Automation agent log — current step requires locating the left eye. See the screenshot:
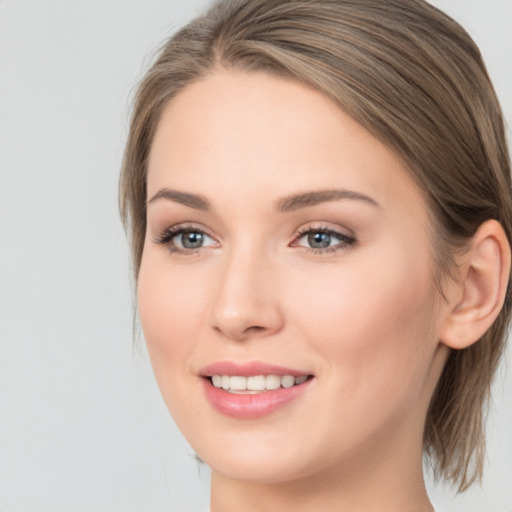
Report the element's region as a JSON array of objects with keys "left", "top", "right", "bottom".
[{"left": 295, "top": 228, "right": 354, "bottom": 251}]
